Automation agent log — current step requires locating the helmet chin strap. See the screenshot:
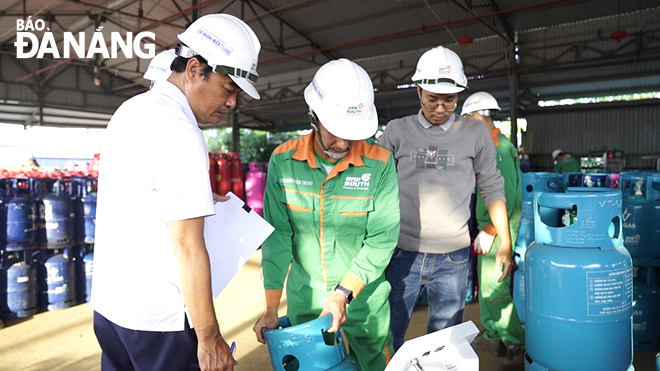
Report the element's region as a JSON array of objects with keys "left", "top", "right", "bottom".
[{"left": 309, "top": 112, "right": 348, "bottom": 160}]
